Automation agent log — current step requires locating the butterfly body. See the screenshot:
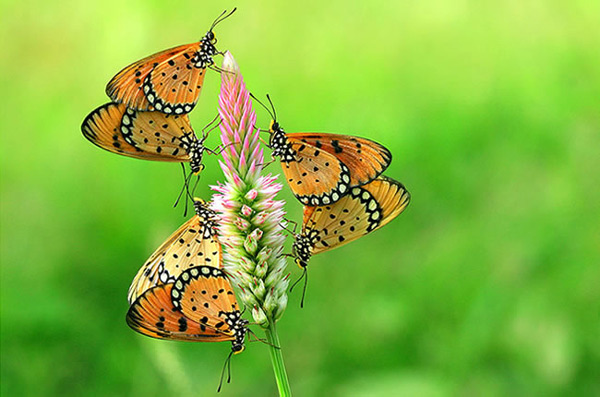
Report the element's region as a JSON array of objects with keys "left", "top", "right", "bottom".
[{"left": 292, "top": 176, "right": 410, "bottom": 268}]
